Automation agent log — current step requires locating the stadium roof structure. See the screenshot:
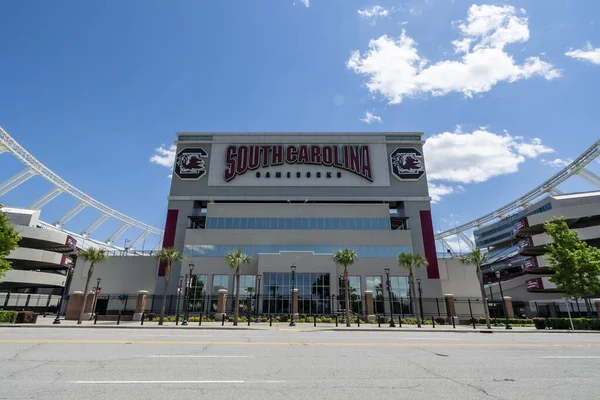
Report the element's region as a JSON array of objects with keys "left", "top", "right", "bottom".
[
  {"left": 0, "top": 126, "right": 164, "bottom": 252},
  {"left": 435, "top": 138, "right": 600, "bottom": 251}
]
